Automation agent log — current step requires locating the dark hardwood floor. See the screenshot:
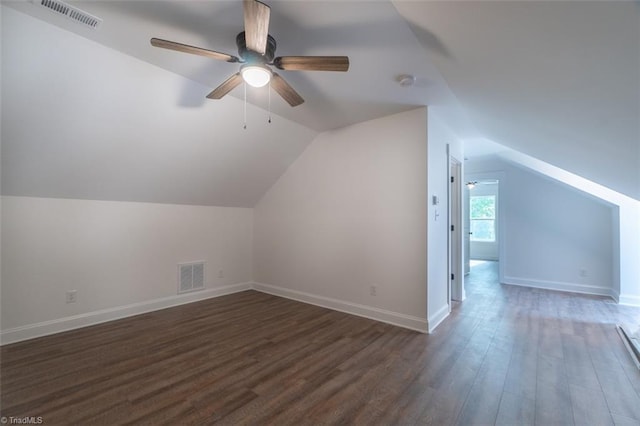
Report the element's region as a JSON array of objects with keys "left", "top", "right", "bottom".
[{"left": 2, "top": 261, "right": 639, "bottom": 425}]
